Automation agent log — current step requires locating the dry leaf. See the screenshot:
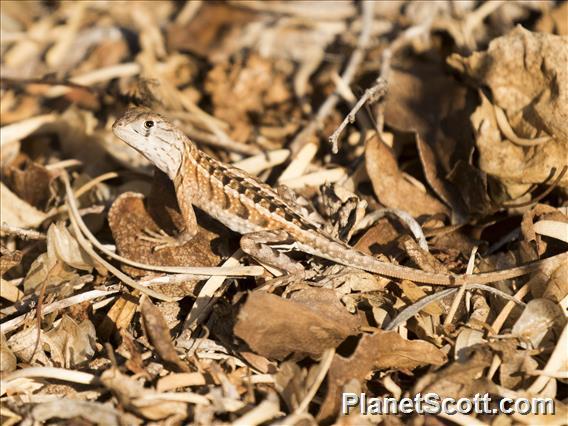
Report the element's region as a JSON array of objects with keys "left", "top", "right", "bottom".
[
  {"left": 100, "top": 368, "right": 189, "bottom": 420},
  {"left": 449, "top": 26, "right": 568, "bottom": 190},
  {"left": 140, "top": 297, "right": 189, "bottom": 372},
  {"left": 414, "top": 345, "right": 498, "bottom": 399},
  {"left": 365, "top": 135, "right": 449, "bottom": 218},
  {"left": 0, "top": 182, "right": 47, "bottom": 228},
  {"left": 318, "top": 330, "right": 446, "bottom": 421},
  {"left": 43, "top": 315, "right": 96, "bottom": 368},
  {"left": 234, "top": 290, "right": 359, "bottom": 360},
  {"left": 48, "top": 222, "right": 96, "bottom": 271},
  {"left": 511, "top": 299, "right": 566, "bottom": 348},
  {"left": 0, "top": 333, "right": 17, "bottom": 373}
]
